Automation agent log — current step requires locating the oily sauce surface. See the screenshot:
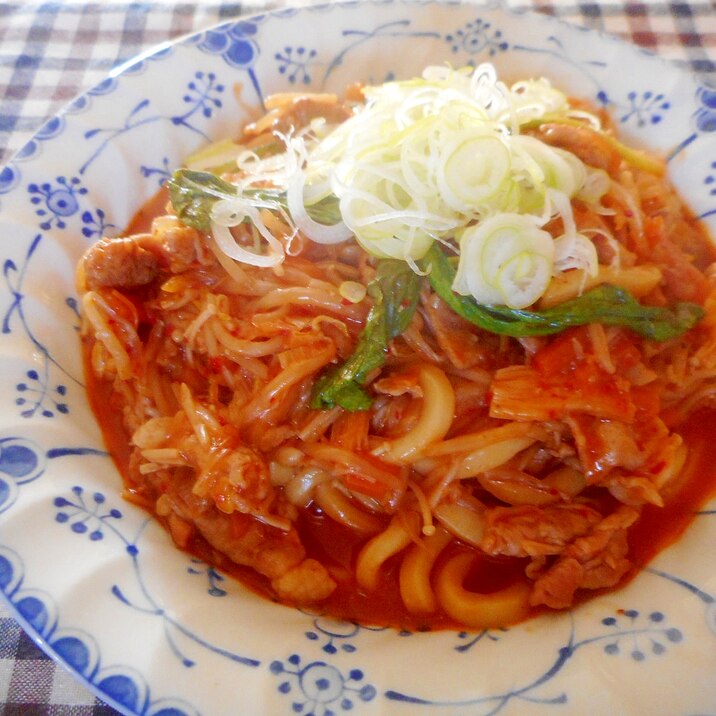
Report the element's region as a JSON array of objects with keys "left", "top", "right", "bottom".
[{"left": 628, "top": 408, "right": 716, "bottom": 568}]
